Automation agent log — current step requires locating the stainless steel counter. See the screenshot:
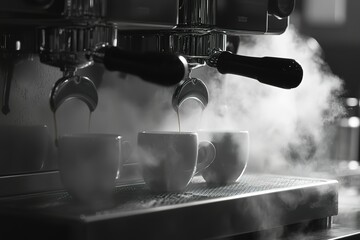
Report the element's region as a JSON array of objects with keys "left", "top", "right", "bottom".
[{"left": 0, "top": 174, "right": 338, "bottom": 240}]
